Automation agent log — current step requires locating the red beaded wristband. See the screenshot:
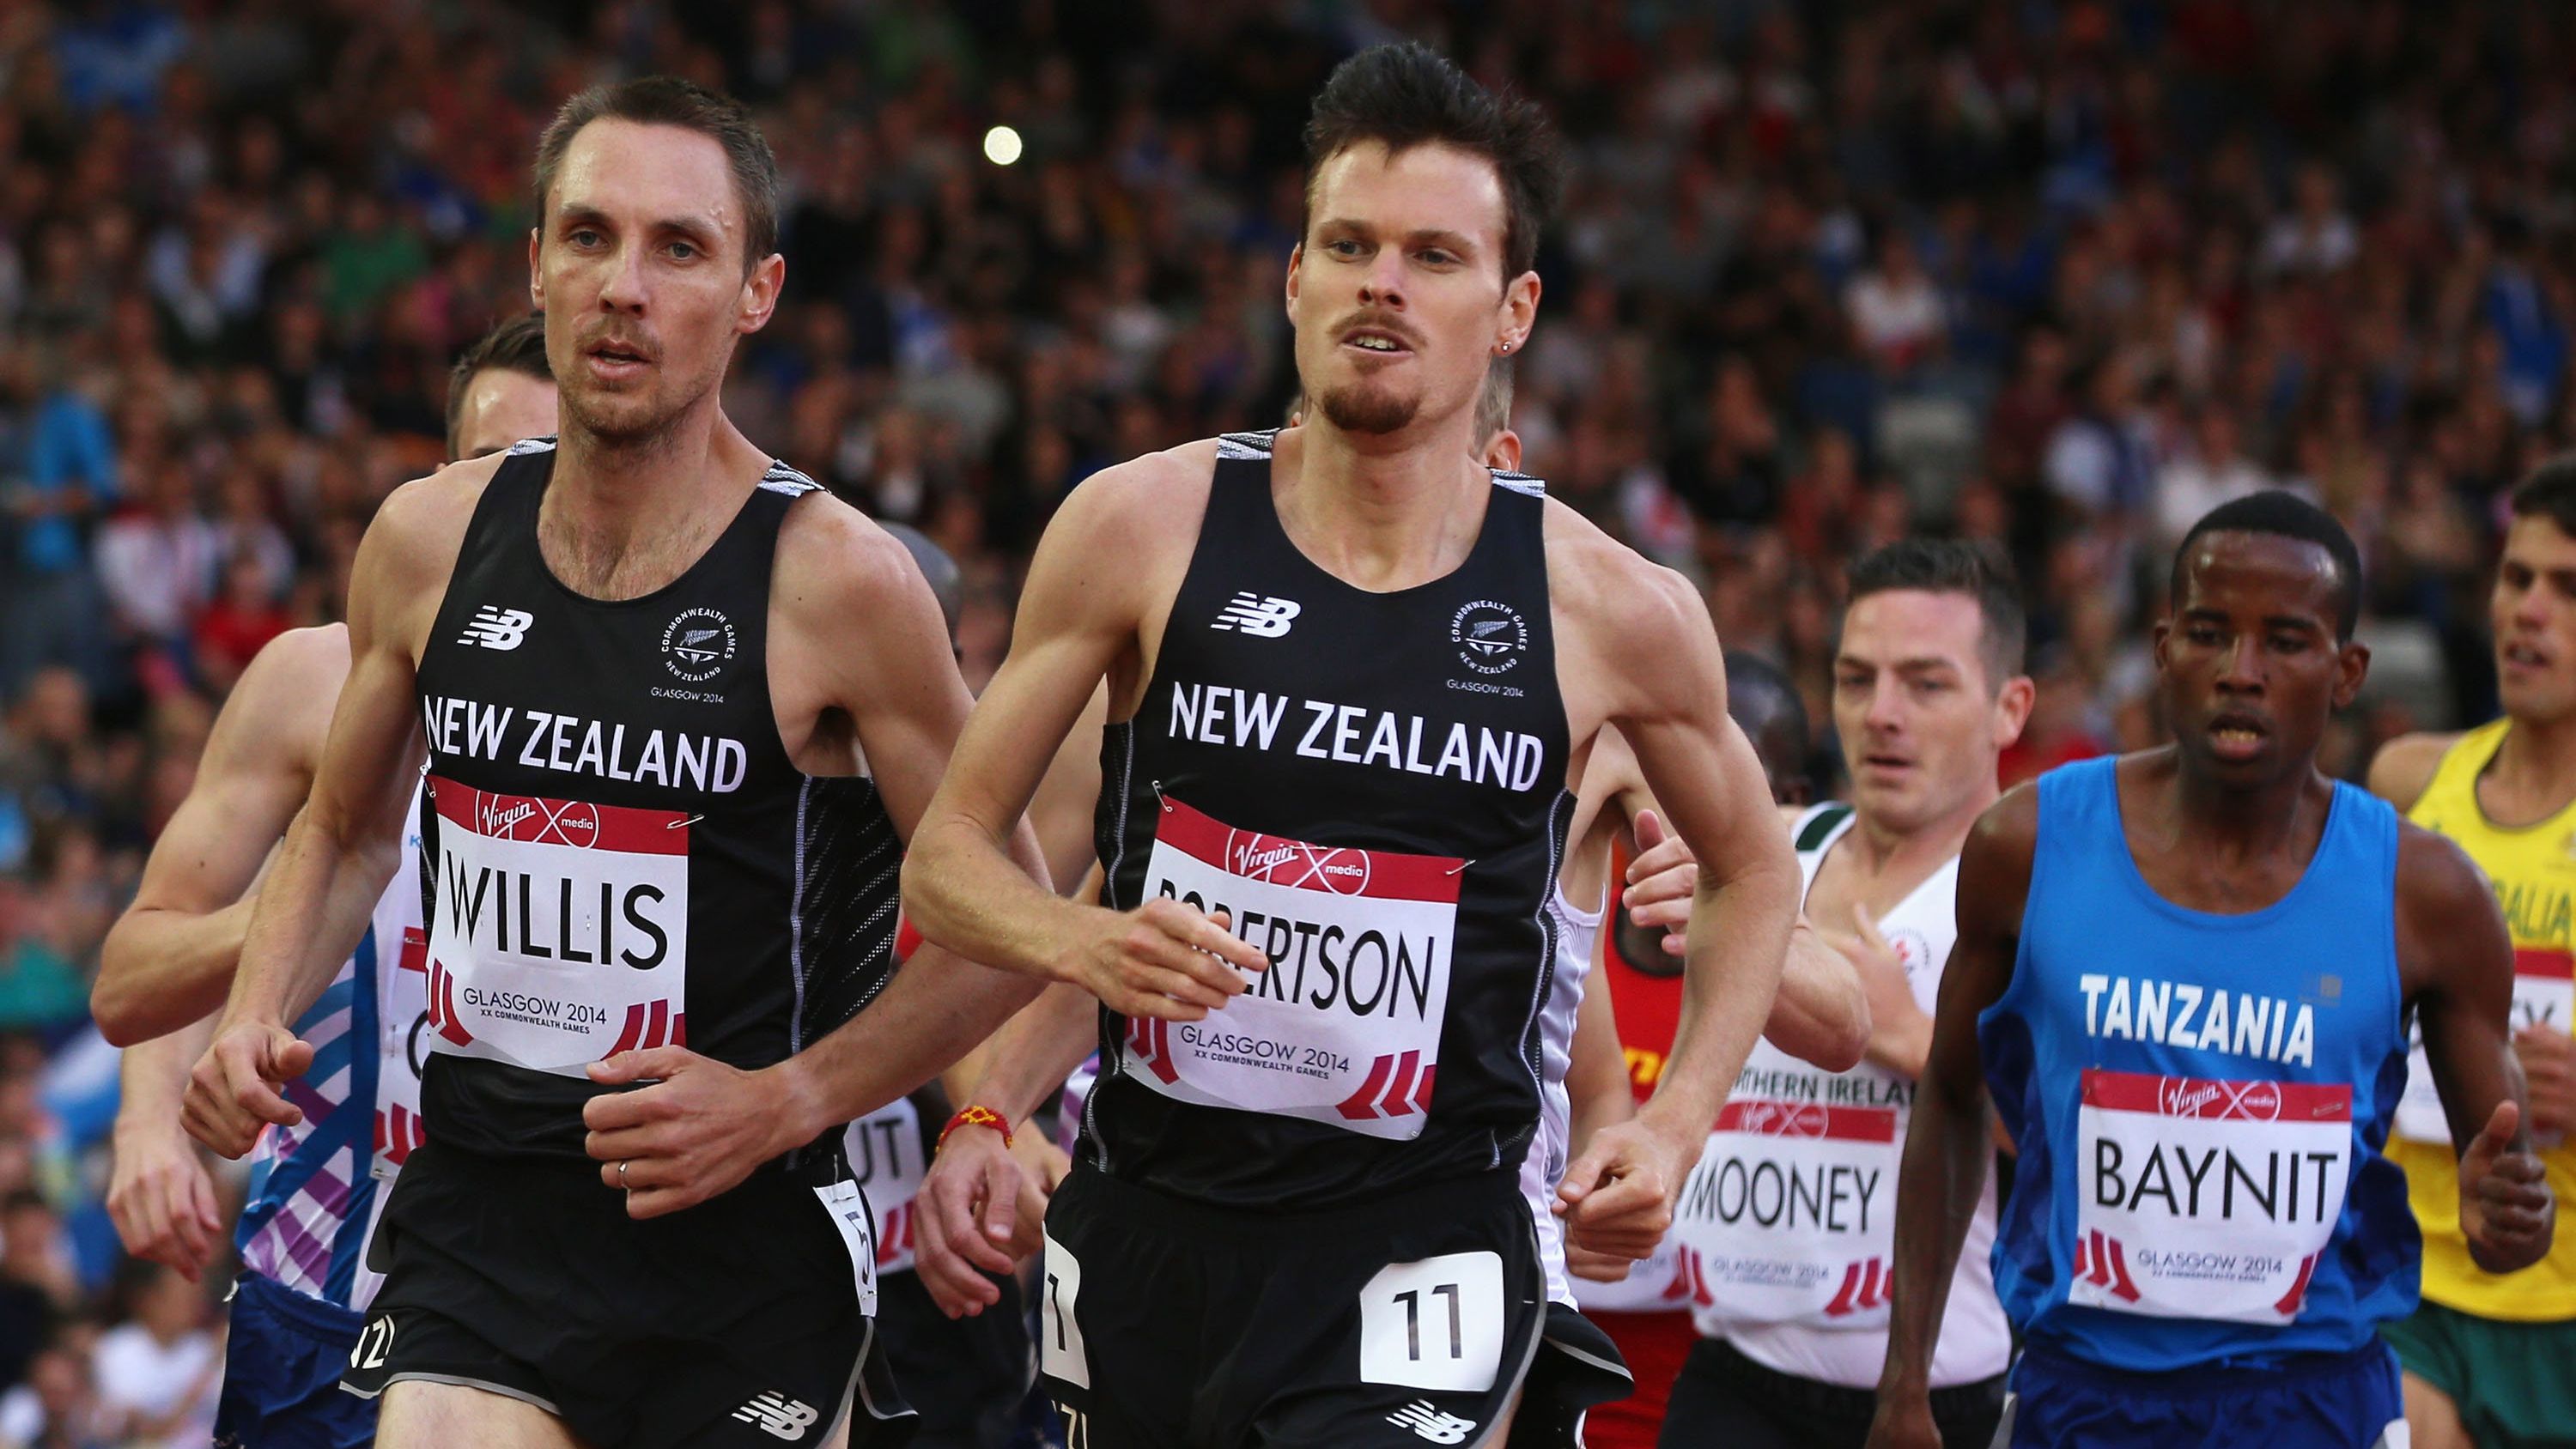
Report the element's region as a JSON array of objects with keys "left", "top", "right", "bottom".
[{"left": 938, "top": 1104, "right": 1013, "bottom": 1153}]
